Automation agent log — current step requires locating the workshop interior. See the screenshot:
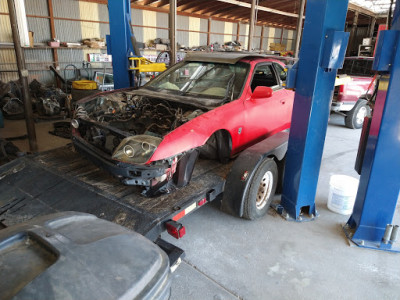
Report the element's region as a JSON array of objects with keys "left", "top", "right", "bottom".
[{"left": 0, "top": 0, "right": 399, "bottom": 299}]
